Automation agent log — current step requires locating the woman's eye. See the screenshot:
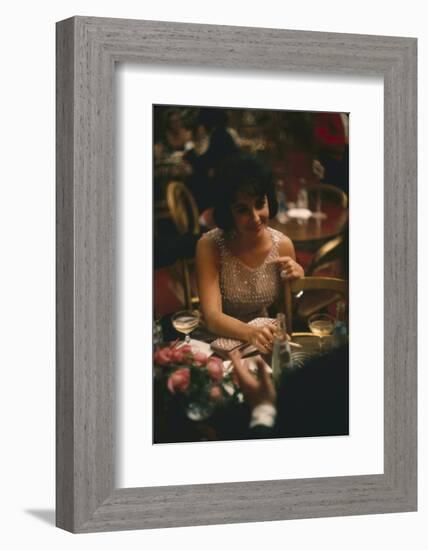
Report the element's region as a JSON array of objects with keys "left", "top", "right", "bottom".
[{"left": 255, "top": 199, "right": 266, "bottom": 209}]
